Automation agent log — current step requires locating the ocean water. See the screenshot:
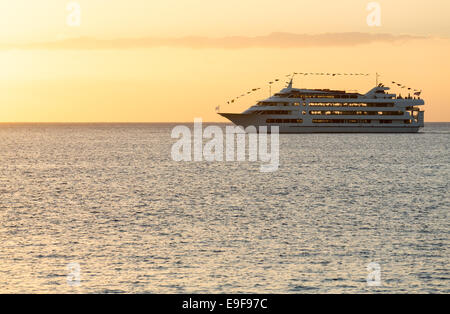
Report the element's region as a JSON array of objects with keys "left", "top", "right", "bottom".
[{"left": 0, "top": 123, "right": 448, "bottom": 294}]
